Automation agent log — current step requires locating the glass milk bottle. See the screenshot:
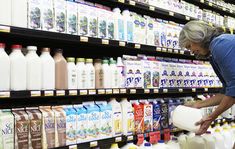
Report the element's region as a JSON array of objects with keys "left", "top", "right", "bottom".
[
  {"left": 76, "top": 58, "right": 86, "bottom": 89},
  {"left": 102, "top": 59, "right": 111, "bottom": 88},
  {"left": 26, "top": 46, "right": 42, "bottom": 90},
  {"left": 54, "top": 49, "right": 68, "bottom": 90},
  {"left": 0, "top": 43, "right": 10, "bottom": 91},
  {"left": 9, "top": 45, "right": 27, "bottom": 90},
  {"left": 67, "top": 57, "right": 78, "bottom": 89},
  {"left": 85, "top": 59, "right": 95, "bottom": 89},
  {"left": 40, "top": 48, "right": 55, "bottom": 90},
  {"left": 110, "top": 59, "right": 118, "bottom": 88},
  {"left": 94, "top": 59, "right": 104, "bottom": 89}
]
